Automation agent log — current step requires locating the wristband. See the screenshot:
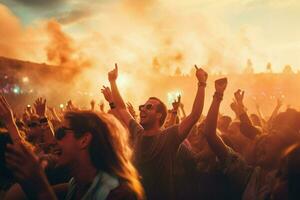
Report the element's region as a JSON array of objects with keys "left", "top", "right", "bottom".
[
  {"left": 213, "top": 92, "right": 223, "bottom": 101},
  {"left": 171, "top": 110, "right": 178, "bottom": 115},
  {"left": 198, "top": 82, "right": 207, "bottom": 87},
  {"left": 39, "top": 117, "right": 48, "bottom": 124},
  {"left": 109, "top": 102, "right": 116, "bottom": 109}
]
